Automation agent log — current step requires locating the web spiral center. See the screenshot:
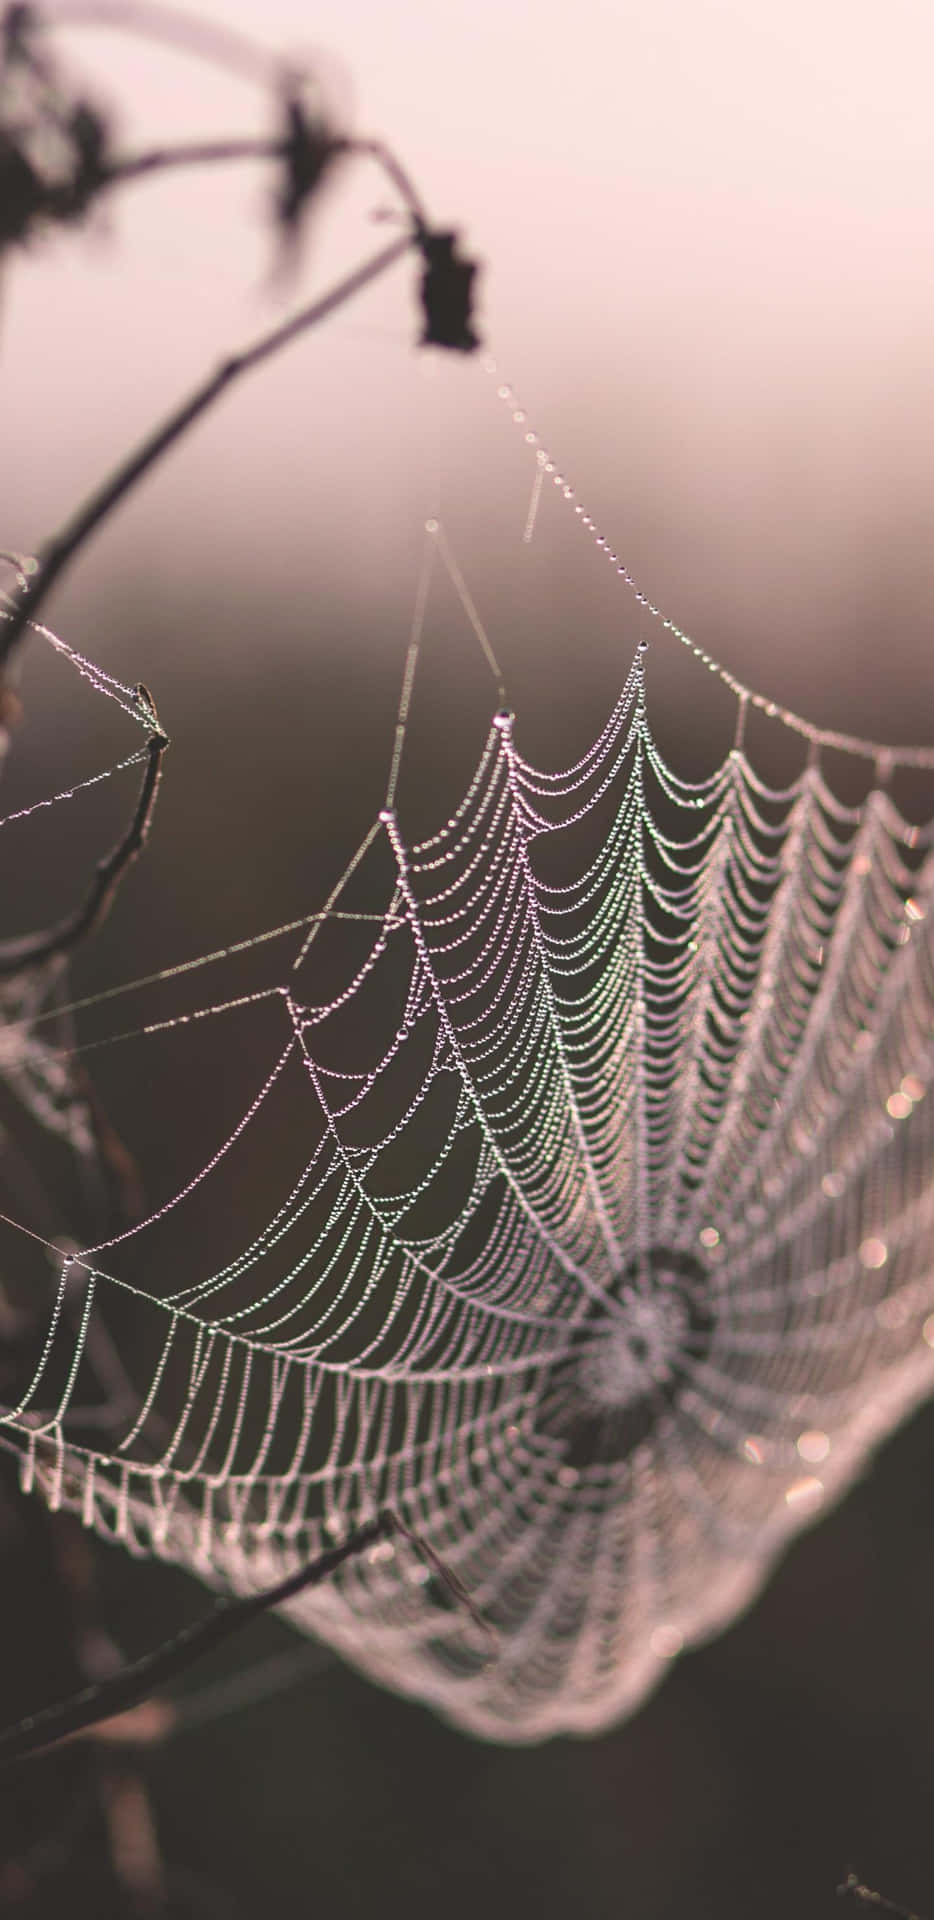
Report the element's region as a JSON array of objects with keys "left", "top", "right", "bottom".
[{"left": 535, "top": 1249, "right": 715, "bottom": 1468}]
